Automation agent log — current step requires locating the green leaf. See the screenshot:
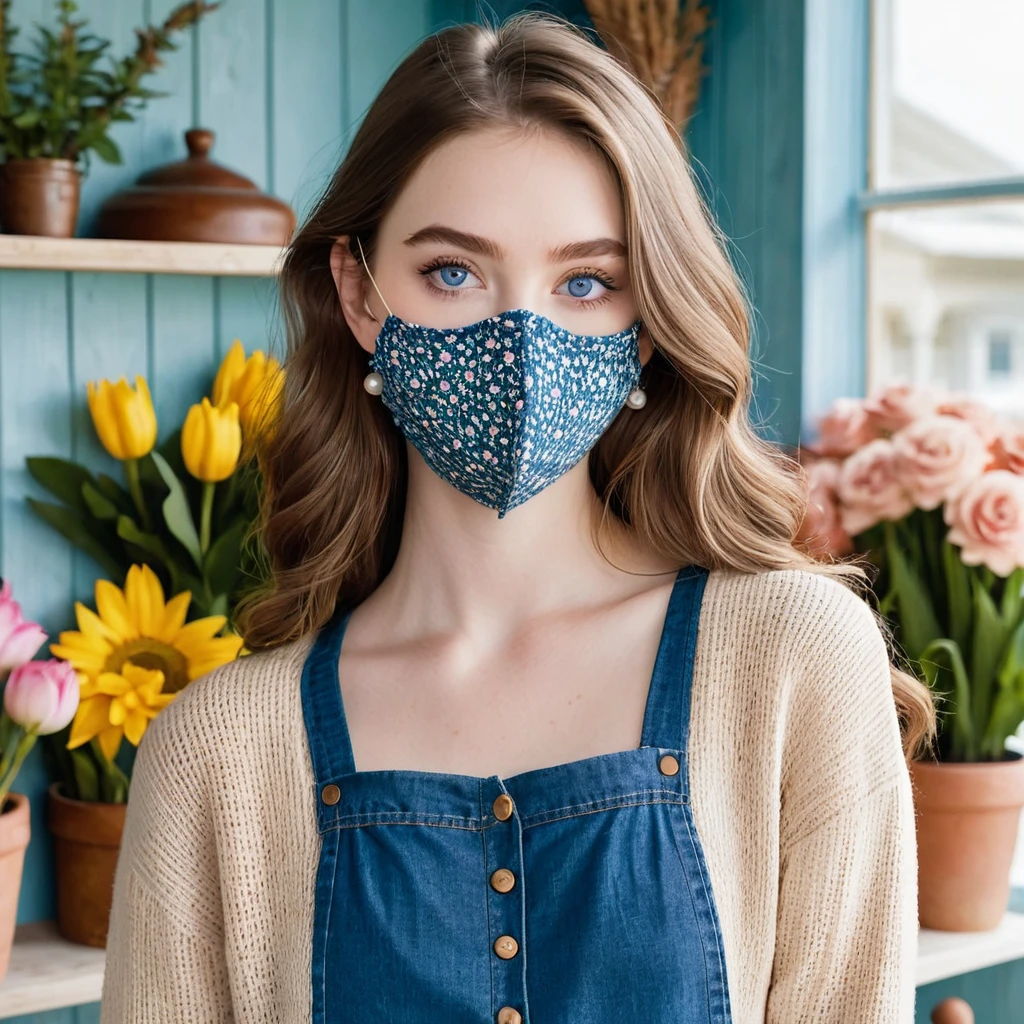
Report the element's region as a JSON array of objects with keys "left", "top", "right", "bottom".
[
  {"left": 971, "top": 579, "right": 1010, "bottom": 741},
  {"left": 203, "top": 517, "right": 248, "bottom": 597},
  {"left": 69, "top": 746, "right": 99, "bottom": 802},
  {"left": 89, "top": 133, "right": 121, "bottom": 164},
  {"left": 920, "top": 637, "right": 976, "bottom": 760},
  {"left": 115, "top": 514, "right": 170, "bottom": 563},
  {"left": 26, "top": 497, "right": 124, "bottom": 579},
  {"left": 1002, "top": 567, "right": 1024, "bottom": 626},
  {"left": 942, "top": 540, "right": 972, "bottom": 653},
  {"left": 81, "top": 481, "right": 119, "bottom": 520},
  {"left": 26, "top": 456, "right": 96, "bottom": 513},
  {"left": 884, "top": 521, "right": 943, "bottom": 661},
  {"left": 149, "top": 451, "right": 202, "bottom": 569}
]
